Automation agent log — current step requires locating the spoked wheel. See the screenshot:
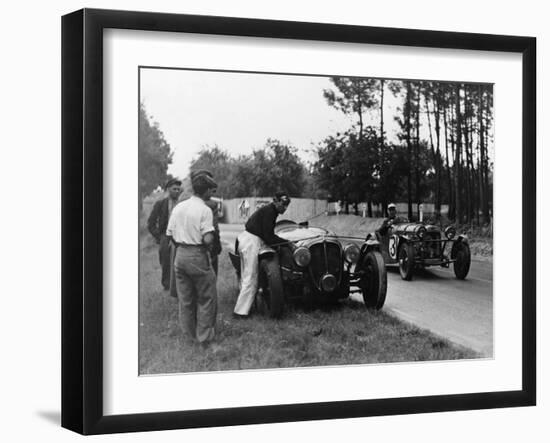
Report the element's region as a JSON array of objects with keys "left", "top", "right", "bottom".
[
  {"left": 453, "top": 242, "right": 471, "bottom": 280},
  {"left": 360, "top": 251, "right": 388, "bottom": 310},
  {"left": 398, "top": 242, "right": 415, "bottom": 281},
  {"left": 258, "top": 256, "right": 284, "bottom": 318}
]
